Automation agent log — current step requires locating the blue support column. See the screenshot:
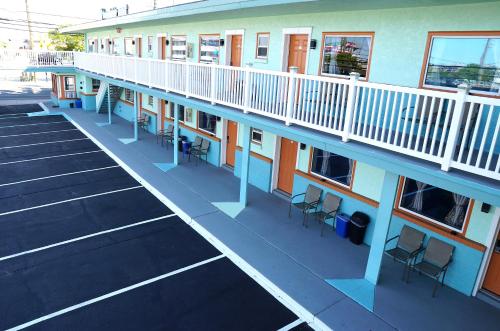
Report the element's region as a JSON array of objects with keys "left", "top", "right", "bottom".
[
  {"left": 173, "top": 103, "right": 179, "bottom": 166},
  {"left": 239, "top": 124, "right": 251, "bottom": 206},
  {"left": 107, "top": 84, "right": 111, "bottom": 124},
  {"left": 133, "top": 91, "right": 139, "bottom": 141},
  {"left": 365, "top": 171, "right": 400, "bottom": 284}
]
